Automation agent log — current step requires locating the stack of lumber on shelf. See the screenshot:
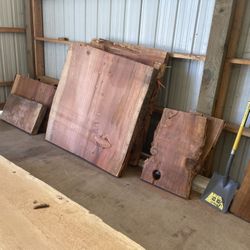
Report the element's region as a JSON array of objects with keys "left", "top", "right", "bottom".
[
  {"left": 0, "top": 75, "right": 56, "bottom": 134},
  {"left": 141, "top": 108, "right": 224, "bottom": 199},
  {"left": 0, "top": 156, "right": 143, "bottom": 249},
  {"left": 91, "top": 39, "right": 169, "bottom": 166},
  {"left": 46, "top": 43, "right": 156, "bottom": 176},
  {"left": 230, "top": 160, "right": 250, "bottom": 222}
]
